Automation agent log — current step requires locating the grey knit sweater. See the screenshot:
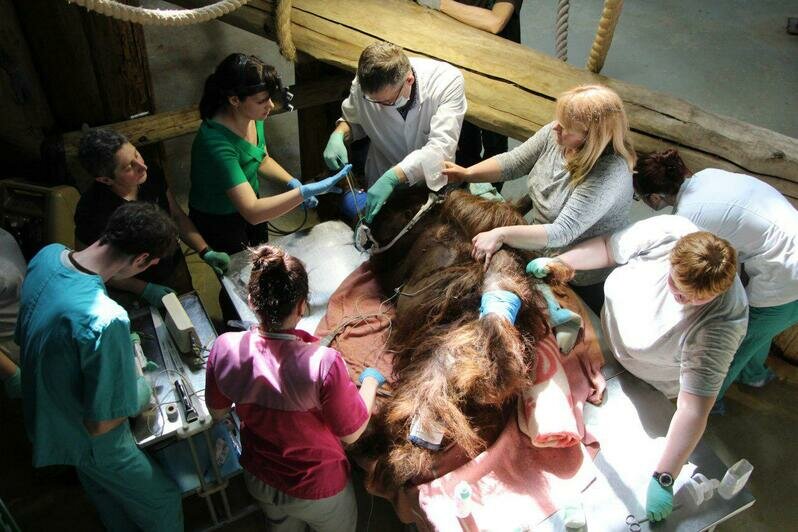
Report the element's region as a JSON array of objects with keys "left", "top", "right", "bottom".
[{"left": 495, "top": 122, "right": 632, "bottom": 285}]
